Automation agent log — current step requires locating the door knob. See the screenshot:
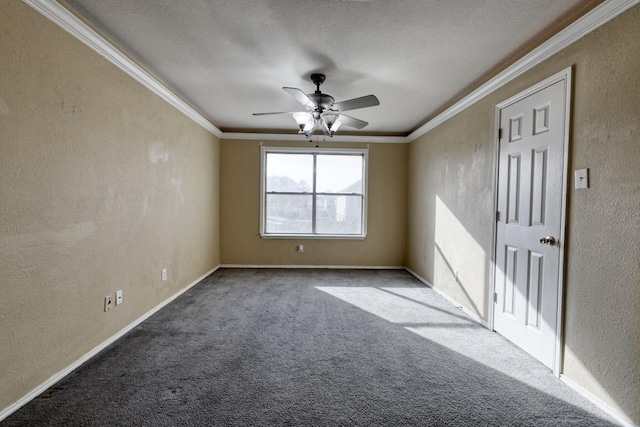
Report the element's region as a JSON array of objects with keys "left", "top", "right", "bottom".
[{"left": 540, "top": 236, "right": 556, "bottom": 246}]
